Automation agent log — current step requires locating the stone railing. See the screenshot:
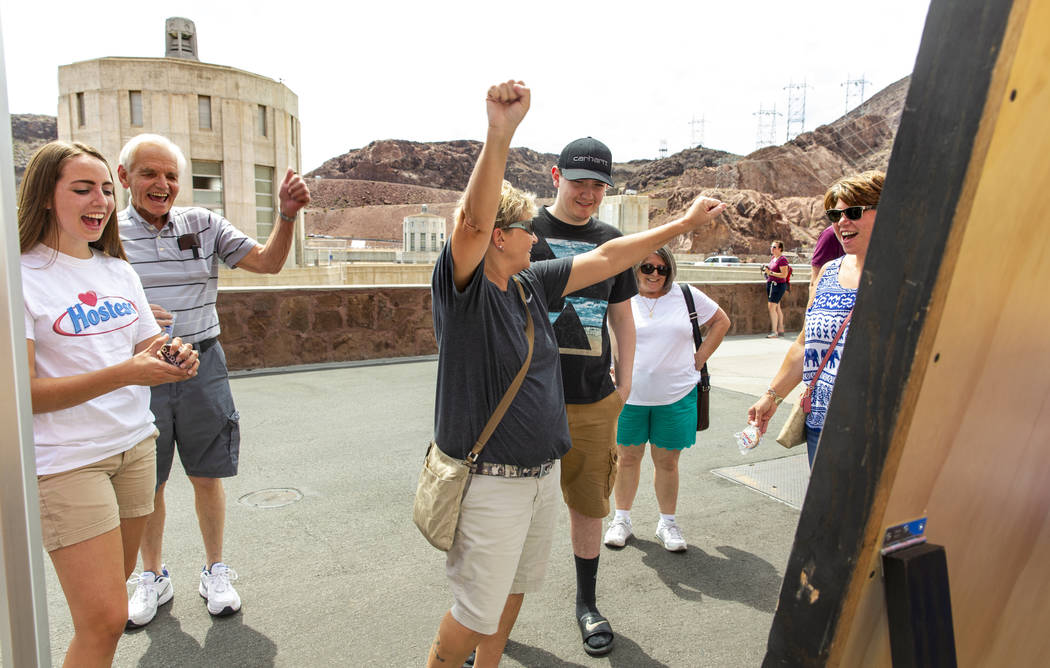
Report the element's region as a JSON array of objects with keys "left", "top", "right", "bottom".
[{"left": 217, "top": 281, "right": 809, "bottom": 371}]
